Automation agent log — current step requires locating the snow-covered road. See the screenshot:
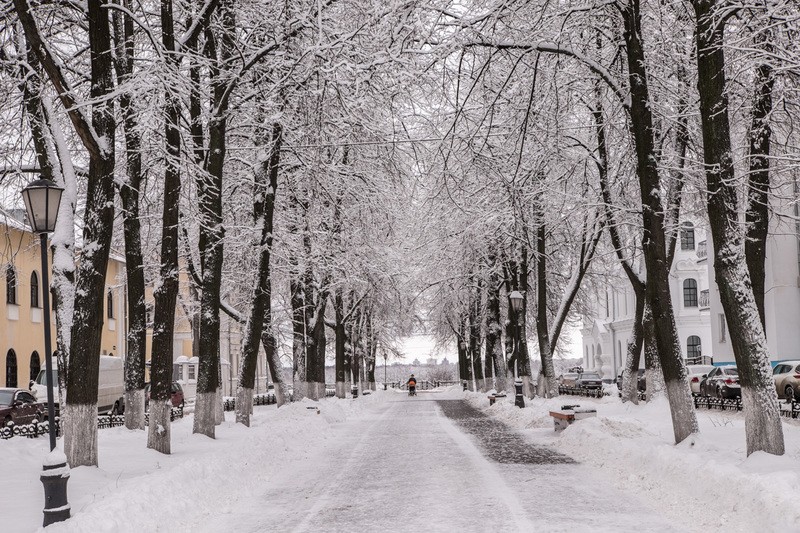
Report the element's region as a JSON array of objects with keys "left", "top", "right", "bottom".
[{"left": 185, "top": 393, "right": 674, "bottom": 532}]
